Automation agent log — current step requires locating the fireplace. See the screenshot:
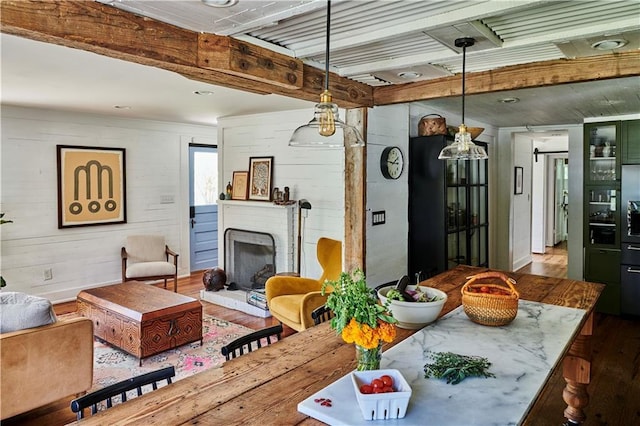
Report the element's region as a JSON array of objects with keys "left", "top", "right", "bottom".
[{"left": 224, "top": 228, "right": 275, "bottom": 290}]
